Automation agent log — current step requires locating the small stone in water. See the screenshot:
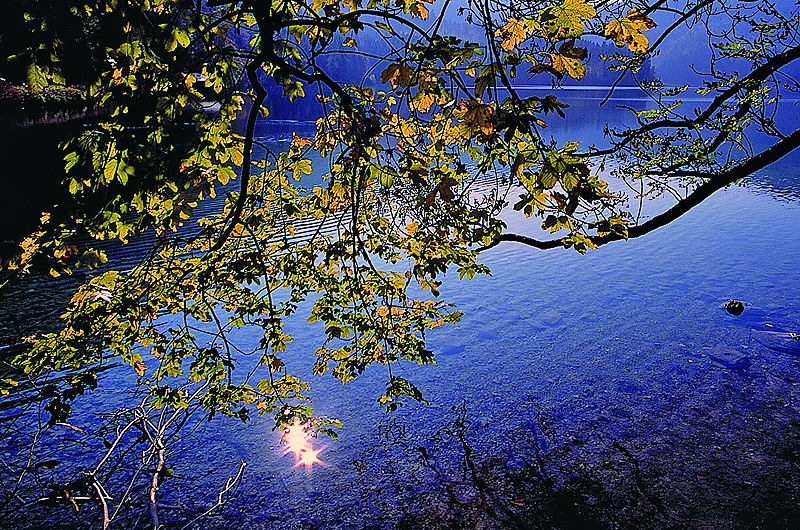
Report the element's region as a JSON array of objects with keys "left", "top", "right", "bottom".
[{"left": 724, "top": 299, "right": 745, "bottom": 316}]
